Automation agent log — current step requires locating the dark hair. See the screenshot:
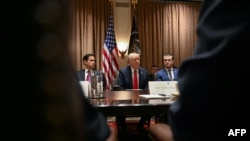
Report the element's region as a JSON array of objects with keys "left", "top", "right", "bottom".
[
  {"left": 82, "top": 53, "right": 95, "bottom": 61},
  {"left": 151, "top": 64, "right": 159, "bottom": 68}
]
